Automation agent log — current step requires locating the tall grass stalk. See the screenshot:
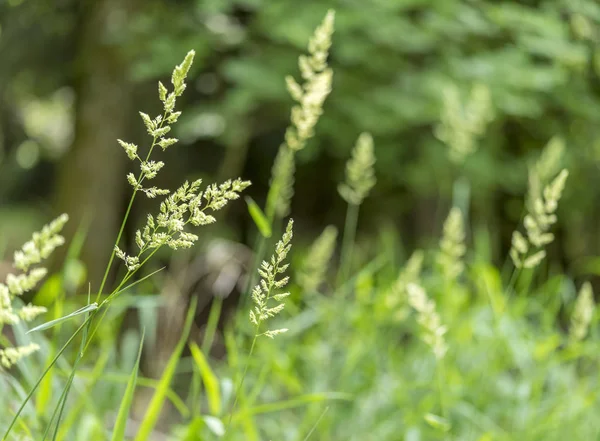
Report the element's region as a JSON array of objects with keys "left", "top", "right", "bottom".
[{"left": 337, "top": 201, "right": 359, "bottom": 290}]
